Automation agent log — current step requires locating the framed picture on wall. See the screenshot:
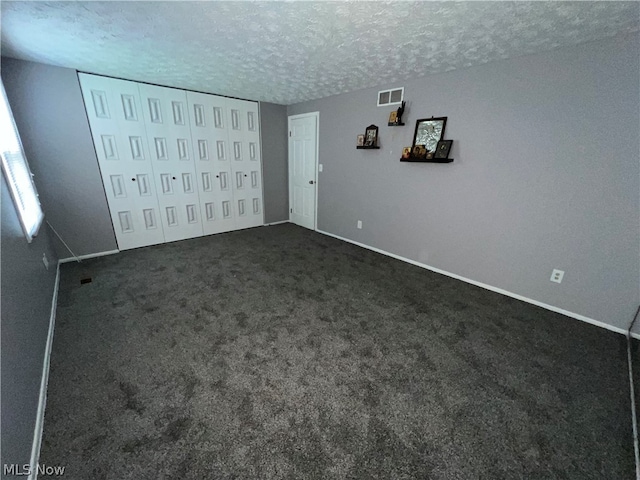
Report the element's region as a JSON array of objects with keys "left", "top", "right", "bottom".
[
  {"left": 364, "top": 125, "right": 378, "bottom": 147},
  {"left": 357, "top": 134, "right": 365, "bottom": 146},
  {"left": 435, "top": 140, "right": 453, "bottom": 159},
  {"left": 413, "top": 117, "right": 447, "bottom": 152}
]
